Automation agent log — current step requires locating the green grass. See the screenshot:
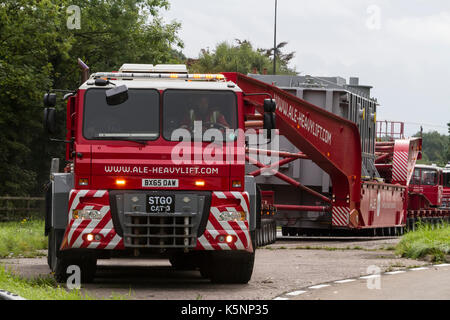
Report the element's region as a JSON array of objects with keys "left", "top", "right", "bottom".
[
  {"left": 396, "top": 222, "right": 450, "bottom": 262},
  {"left": 0, "top": 266, "right": 97, "bottom": 300},
  {"left": 0, "top": 219, "right": 47, "bottom": 258}
]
